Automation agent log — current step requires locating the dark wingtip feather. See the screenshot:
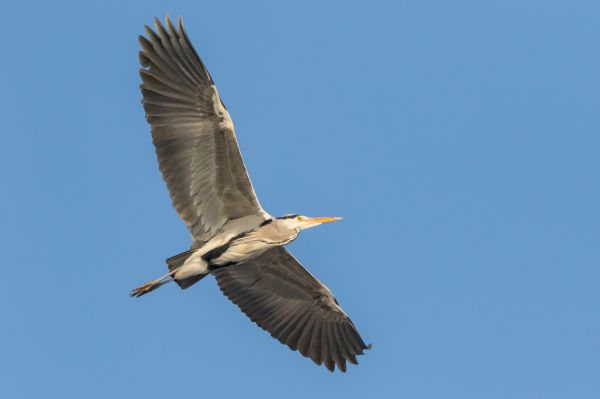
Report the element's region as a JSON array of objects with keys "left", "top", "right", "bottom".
[
  {"left": 178, "top": 16, "right": 185, "bottom": 33},
  {"left": 296, "top": 316, "right": 317, "bottom": 358},
  {"left": 324, "top": 358, "right": 335, "bottom": 372},
  {"left": 154, "top": 16, "right": 171, "bottom": 42},
  {"left": 144, "top": 24, "right": 154, "bottom": 38},
  {"left": 166, "top": 15, "right": 178, "bottom": 36},
  {"left": 153, "top": 16, "right": 164, "bottom": 32},
  {"left": 308, "top": 319, "right": 323, "bottom": 366}
]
